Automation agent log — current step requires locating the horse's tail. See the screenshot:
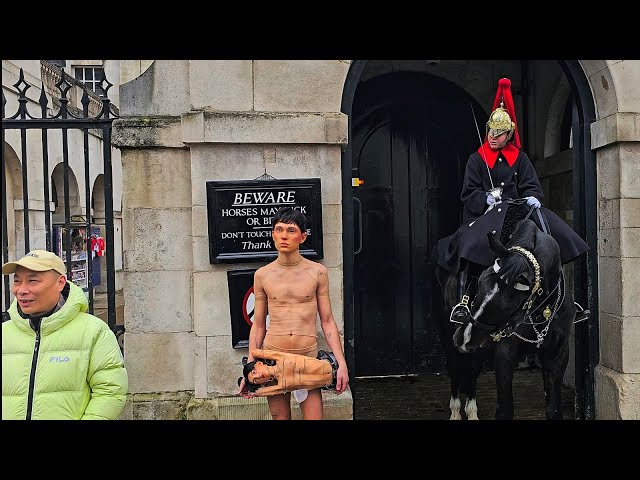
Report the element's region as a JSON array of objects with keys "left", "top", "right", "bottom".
[{"left": 431, "top": 244, "right": 458, "bottom": 313}]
